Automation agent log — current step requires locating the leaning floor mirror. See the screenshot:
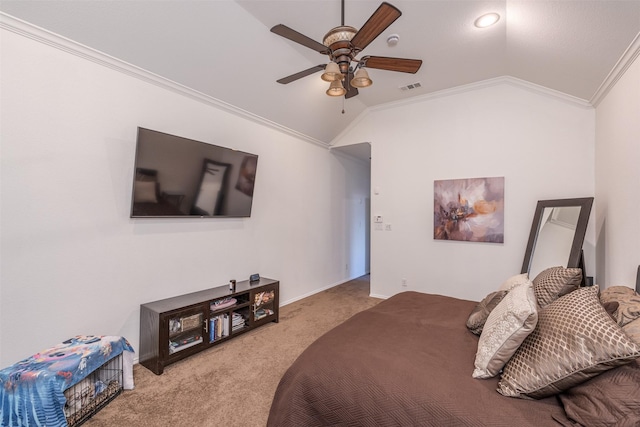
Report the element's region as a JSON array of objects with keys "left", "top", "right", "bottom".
[{"left": 521, "top": 197, "right": 594, "bottom": 284}]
